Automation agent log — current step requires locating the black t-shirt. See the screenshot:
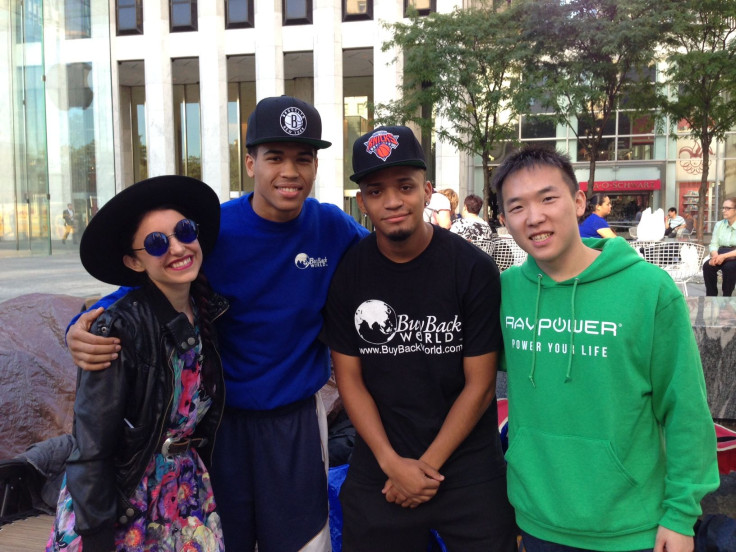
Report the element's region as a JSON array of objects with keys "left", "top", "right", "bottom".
[{"left": 324, "top": 228, "right": 506, "bottom": 487}]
